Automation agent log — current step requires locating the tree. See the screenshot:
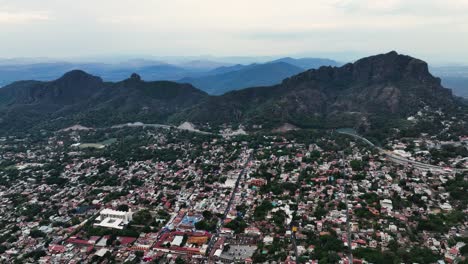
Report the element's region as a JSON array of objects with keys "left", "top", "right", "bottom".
[
  {"left": 132, "top": 210, "right": 152, "bottom": 225},
  {"left": 71, "top": 217, "right": 81, "bottom": 226},
  {"left": 272, "top": 210, "right": 287, "bottom": 227},
  {"left": 181, "top": 234, "right": 189, "bottom": 247},
  {"left": 460, "top": 244, "right": 468, "bottom": 255},
  {"left": 30, "top": 229, "right": 46, "bottom": 238},
  {"left": 195, "top": 220, "right": 216, "bottom": 232},
  {"left": 202, "top": 210, "right": 213, "bottom": 219},
  {"left": 134, "top": 250, "right": 144, "bottom": 261},
  {"left": 142, "top": 225, "right": 151, "bottom": 233},
  {"left": 175, "top": 257, "right": 186, "bottom": 264},
  {"left": 254, "top": 201, "right": 273, "bottom": 221},
  {"left": 350, "top": 160, "right": 364, "bottom": 171},
  {"left": 23, "top": 250, "right": 46, "bottom": 260},
  {"left": 388, "top": 239, "right": 399, "bottom": 252},
  {"left": 117, "top": 204, "right": 129, "bottom": 212},
  {"left": 225, "top": 217, "right": 248, "bottom": 234},
  {"left": 106, "top": 234, "right": 116, "bottom": 246}
]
